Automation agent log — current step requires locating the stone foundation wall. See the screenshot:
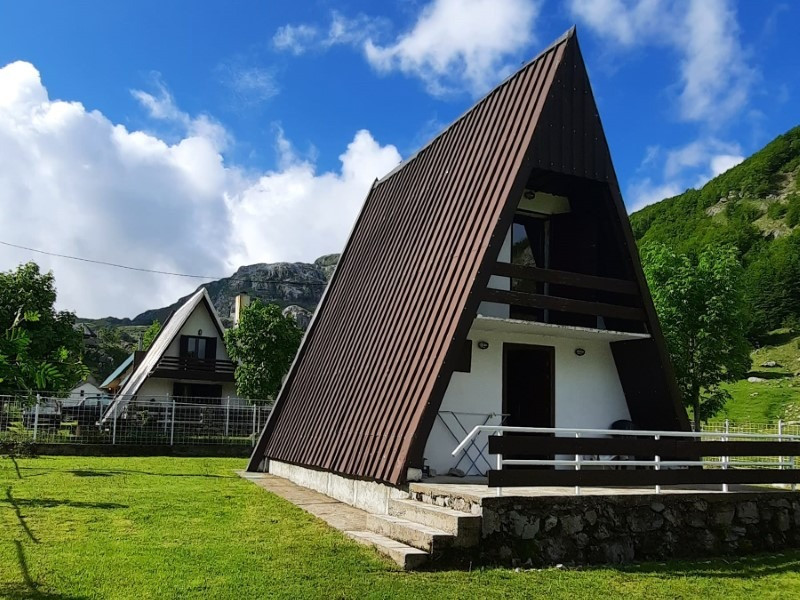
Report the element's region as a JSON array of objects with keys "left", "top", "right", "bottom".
[{"left": 481, "top": 492, "right": 800, "bottom": 565}]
